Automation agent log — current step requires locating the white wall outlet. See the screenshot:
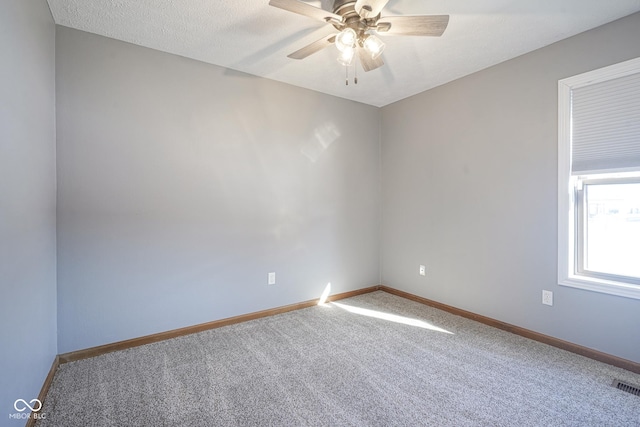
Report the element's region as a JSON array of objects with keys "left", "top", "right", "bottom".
[
  {"left": 542, "top": 290, "right": 553, "bottom": 306},
  {"left": 419, "top": 265, "right": 426, "bottom": 276},
  {"left": 268, "top": 272, "right": 276, "bottom": 285}
]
